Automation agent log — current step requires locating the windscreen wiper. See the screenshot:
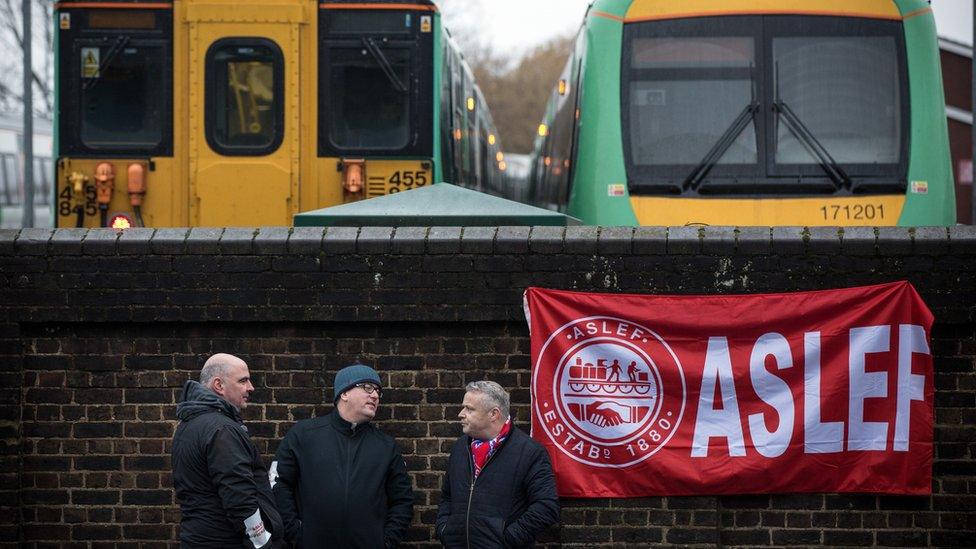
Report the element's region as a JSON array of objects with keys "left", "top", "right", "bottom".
[
  {"left": 773, "top": 99, "right": 850, "bottom": 190},
  {"left": 82, "top": 35, "right": 130, "bottom": 91},
  {"left": 681, "top": 101, "right": 758, "bottom": 192},
  {"left": 361, "top": 37, "right": 408, "bottom": 93},
  {"left": 773, "top": 61, "right": 849, "bottom": 190}
]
